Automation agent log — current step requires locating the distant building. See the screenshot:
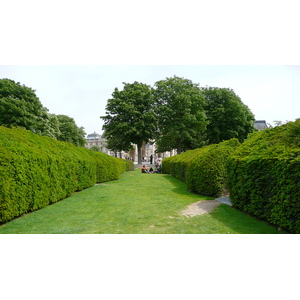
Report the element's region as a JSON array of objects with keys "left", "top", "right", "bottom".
[
  {"left": 85, "top": 132, "right": 175, "bottom": 162},
  {"left": 85, "top": 132, "right": 110, "bottom": 154},
  {"left": 254, "top": 120, "right": 268, "bottom": 131}
]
